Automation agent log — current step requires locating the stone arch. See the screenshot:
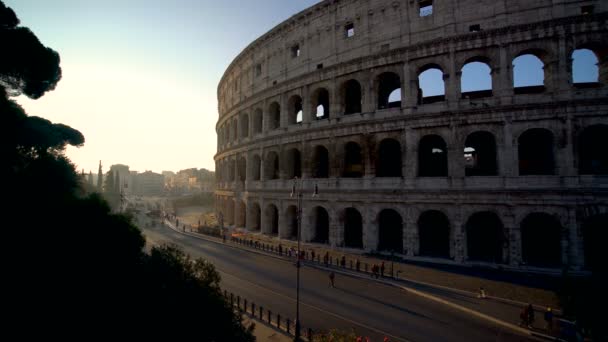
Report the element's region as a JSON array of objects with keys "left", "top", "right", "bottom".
[
  {"left": 312, "top": 145, "right": 329, "bottom": 178},
  {"left": 466, "top": 211, "right": 504, "bottom": 263},
  {"left": 344, "top": 207, "right": 363, "bottom": 248},
  {"left": 264, "top": 151, "right": 280, "bottom": 180},
  {"left": 268, "top": 102, "right": 281, "bottom": 130},
  {"left": 376, "top": 138, "right": 402, "bottom": 177},
  {"left": 581, "top": 214, "right": 608, "bottom": 271},
  {"left": 464, "top": 131, "right": 497, "bottom": 176},
  {"left": 312, "top": 206, "right": 330, "bottom": 244},
  {"left": 418, "top": 63, "right": 445, "bottom": 104},
  {"left": 343, "top": 142, "right": 364, "bottom": 178},
  {"left": 521, "top": 213, "right": 562, "bottom": 267},
  {"left": 513, "top": 50, "right": 546, "bottom": 94},
  {"left": 376, "top": 72, "right": 402, "bottom": 109},
  {"left": 237, "top": 156, "right": 247, "bottom": 182},
  {"left": 288, "top": 94, "right": 303, "bottom": 124},
  {"left": 418, "top": 210, "right": 450, "bottom": 258},
  {"left": 240, "top": 113, "right": 249, "bottom": 138},
  {"left": 341, "top": 79, "right": 362, "bottom": 115},
  {"left": 236, "top": 200, "right": 246, "bottom": 228},
  {"left": 418, "top": 135, "right": 448, "bottom": 177},
  {"left": 226, "top": 199, "right": 235, "bottom": 225},
  {"left": 253, "top": 108, "right": 263, "bottom": 134},
  {"left": 249, "top": 202, "right": 261, "bottom": 231},
  {"left": 518, "top": 128, "right": 555, "bottom": 175},
  {"left": 578, "top": 124, "right": 608, "bottom": 175},
  {"left": 251, "top": 154, "right": 261, "bottom": 181},
  {"left": 461, "top": 57, "right": 493, "bottom": 98},
  {"left": 265, "top": 204, "right": 279, "bottom": 236},
  {"left": 378, "top": 209, "right": 403, "bottom": 253},
  {"left": 285, "top": 205, "right": 298, "bottom": 239},
  {"left": 285, "top": 148, "right": 302, "bottom": 179},
  {"left": 312, "top": 88, "right": 330, "bottom": 120}
]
